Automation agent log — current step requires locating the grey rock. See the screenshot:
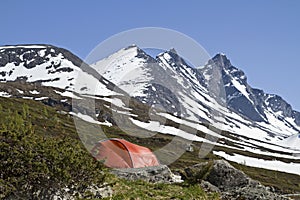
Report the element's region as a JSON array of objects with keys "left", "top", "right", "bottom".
[
  {"left": 200, "top": 180, "right": 221, "bottom": 193},
  {"left": 207, "top": 160, "right": 250, "bottom": 190},
  {"left": 111, "top": 165, "right": 183, "bottom": 183}
]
